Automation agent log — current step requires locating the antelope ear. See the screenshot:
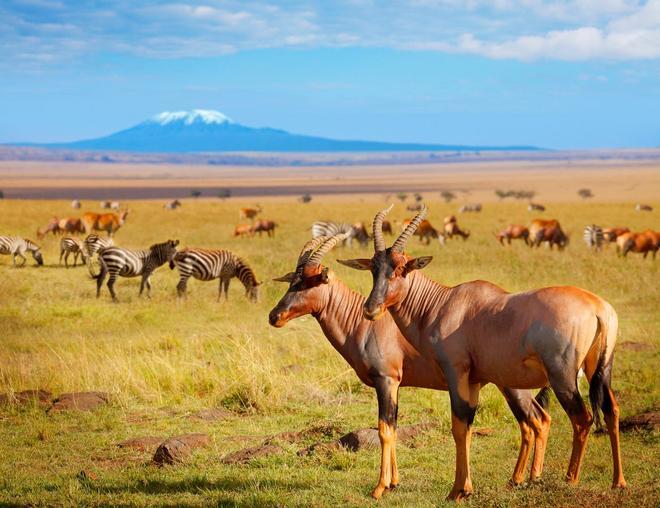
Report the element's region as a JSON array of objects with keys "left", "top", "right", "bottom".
[
  {"left": 320, "top": 266, "right": 332, "bottom": 283},
  {"left": 173, "top": 239, "right": 180, "bottom": 246},
  {"left": 404, "top": 256, "right": 433, "bottom": 274},
  {"left": 337, "top": 258, "right": 372, "bottom": 270},
  {"left": 272, "top": 272, "right": 296, "bottom": 283}
]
